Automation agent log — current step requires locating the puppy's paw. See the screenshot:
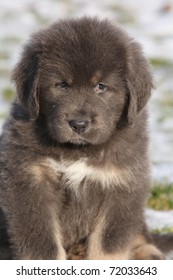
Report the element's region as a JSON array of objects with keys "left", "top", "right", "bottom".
[
  {"left": 67, "top": 243, "right": 86, "bottom": 260},
  {"left": 132, "top": 244, "right": 165, "bottom": 260}
]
